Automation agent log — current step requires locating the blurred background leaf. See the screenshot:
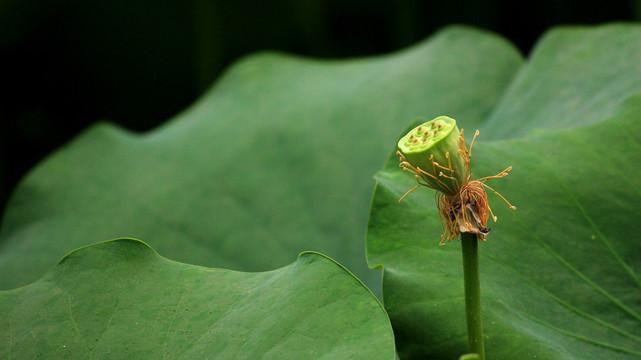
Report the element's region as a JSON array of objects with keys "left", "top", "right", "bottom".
[
  {"left": 0, "top": 26, "right": 522, "bottom": 291},
  {"left": 1, "top": 0, "right": 639, "bottom": 215}
]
